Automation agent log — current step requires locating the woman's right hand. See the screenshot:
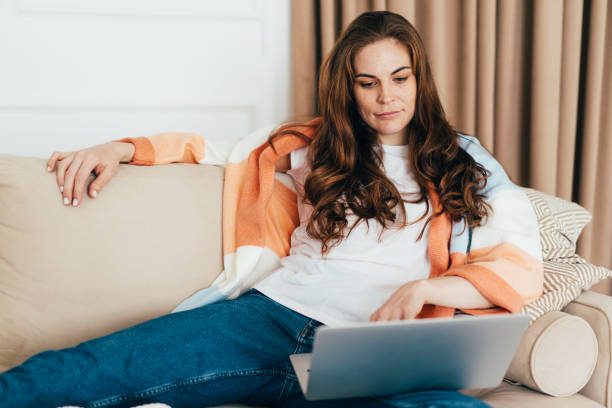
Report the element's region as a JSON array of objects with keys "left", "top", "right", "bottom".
[{"left": 46, "top": 141, "right": 134, "bottom": 207}]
